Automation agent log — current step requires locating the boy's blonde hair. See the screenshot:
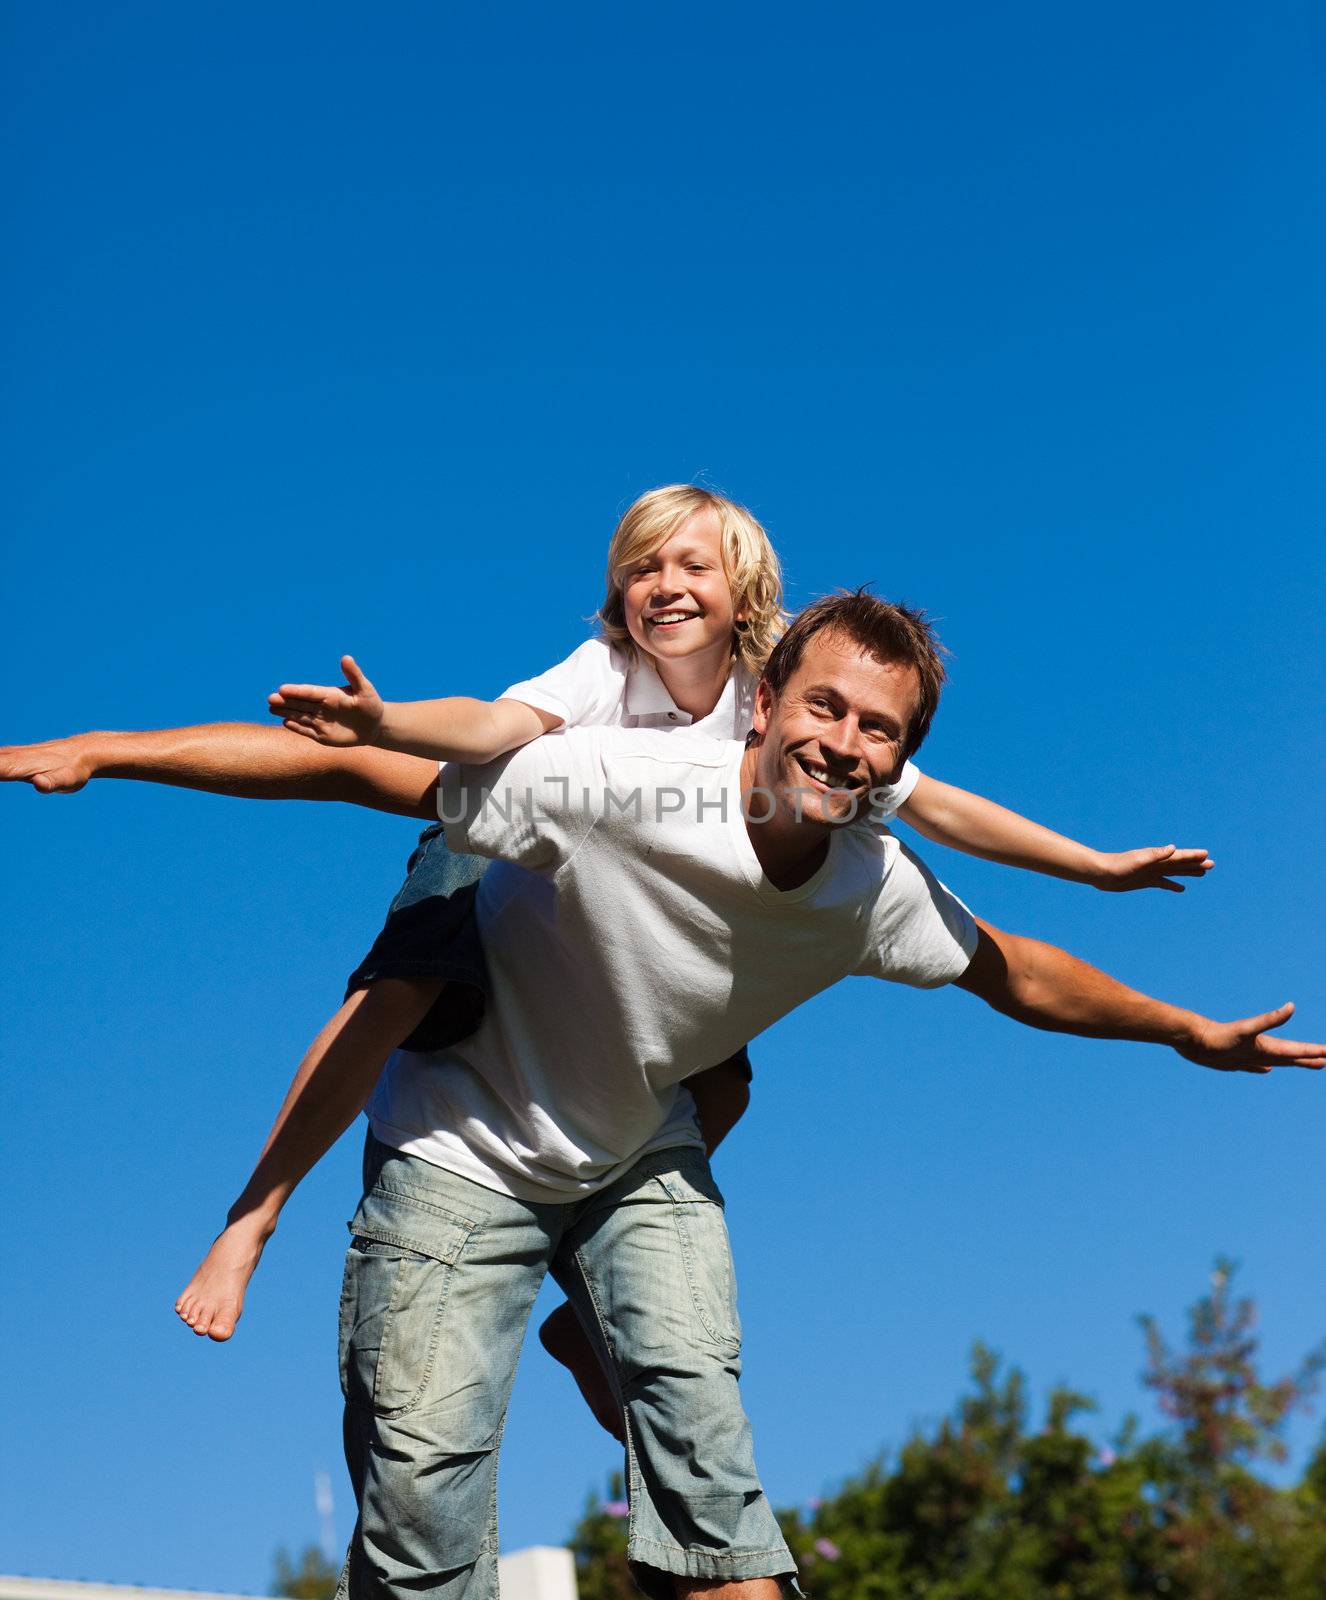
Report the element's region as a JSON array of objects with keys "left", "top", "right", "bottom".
[{"left": 598, "top": 485, "right": 787, "bottom": 676}]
